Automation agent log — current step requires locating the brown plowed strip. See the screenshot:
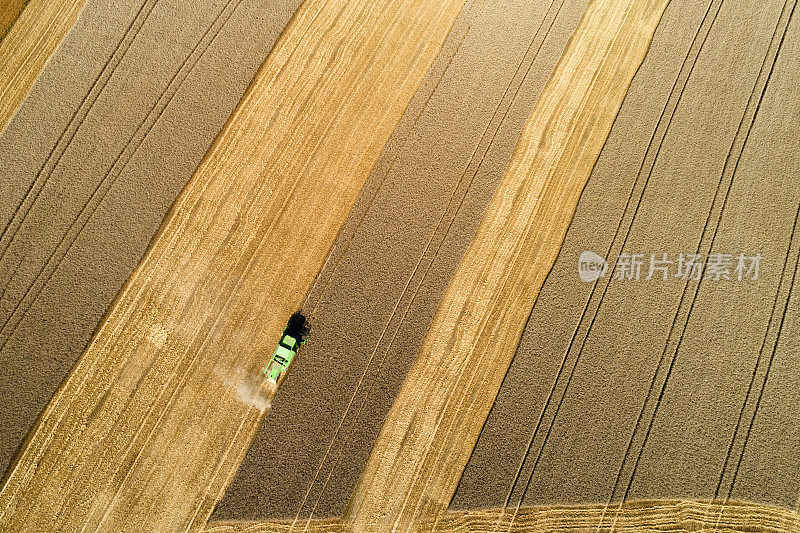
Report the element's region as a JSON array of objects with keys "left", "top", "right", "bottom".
[
  {"left": 343, "top": 0, "right": 670, "bottom": 530},
  {"left": 205, "top": 500, "right": 800, "bottom": 532},
  {"left": 0, "top": 0, "right": 467, "bottom": 529},
  {"left": 0, "top": 0, "right": 87, "bottom": 133}
]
